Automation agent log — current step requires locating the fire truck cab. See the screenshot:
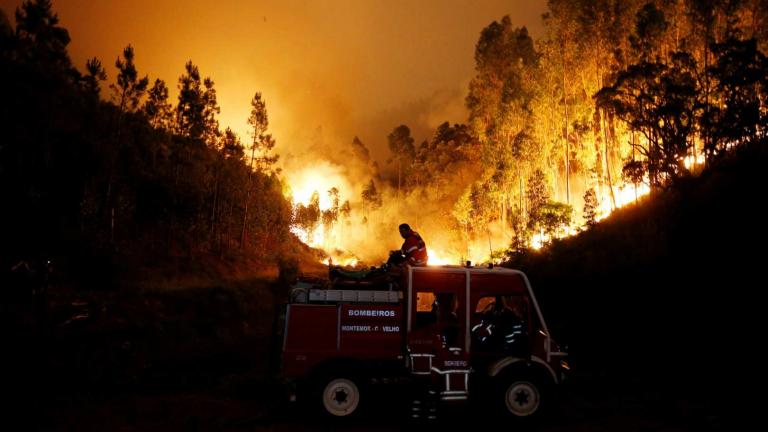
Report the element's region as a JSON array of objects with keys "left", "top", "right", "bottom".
[{"left": 281, "top": 265, "right": 567, "bottom": 419}]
